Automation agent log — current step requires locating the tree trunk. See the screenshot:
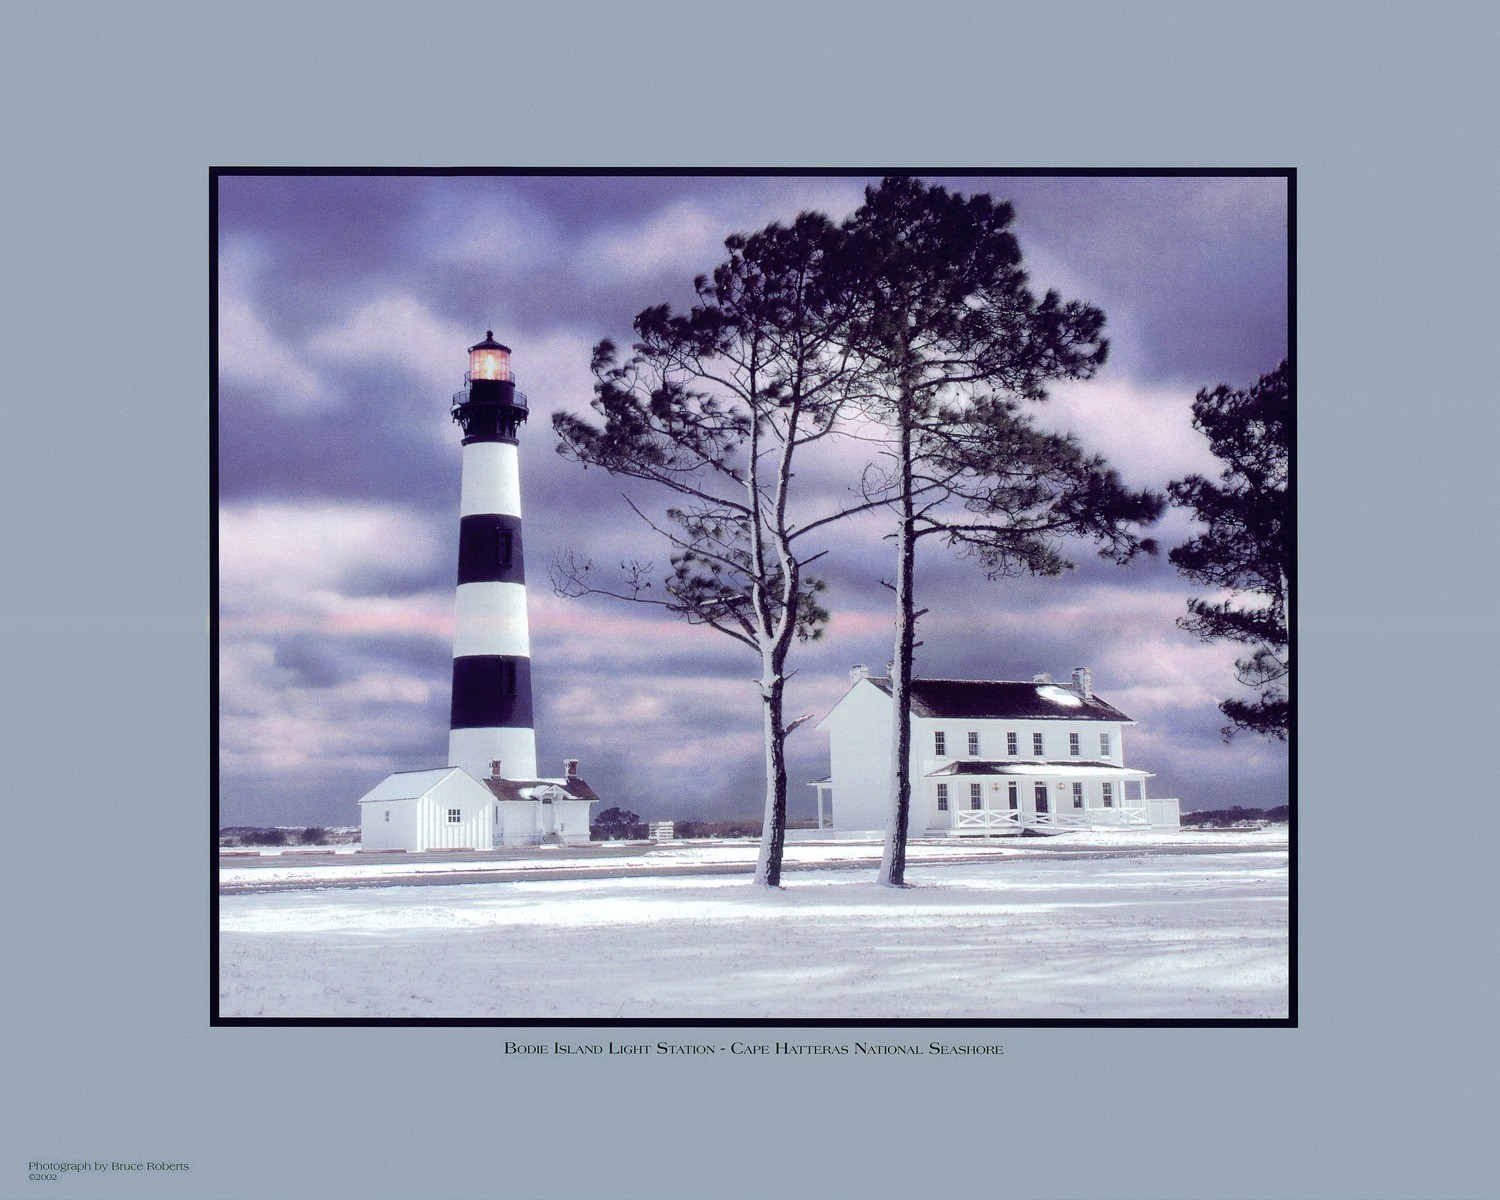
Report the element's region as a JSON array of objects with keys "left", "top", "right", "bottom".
[
  {"left": 878, "top": 402, "right": 917, "bottom": 887},
  {"left": 754, "top": 658, "right": 789, "bottom": 887}
]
